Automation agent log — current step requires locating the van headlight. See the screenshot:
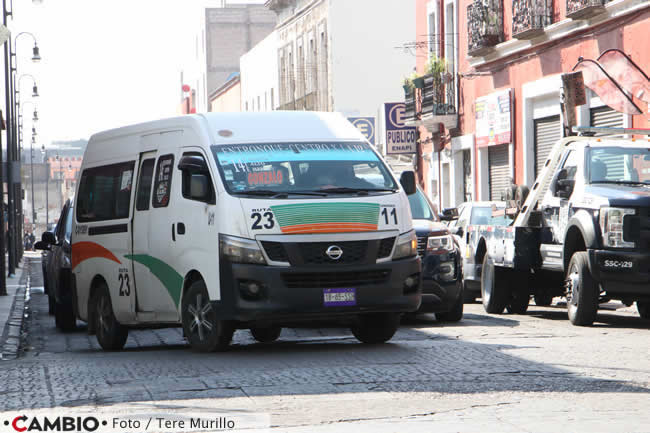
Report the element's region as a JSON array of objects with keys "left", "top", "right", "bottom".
[
  {"left": 427, "top": 234, "right": 454, "bottom": 253},
  {"left": 393, "top": 230, "right": 418, "bottom": 260},
  {"left": 599, "top": 207, "right": 635, "bottom": 248},
  {"left": 219, "top": 234, "right": 267, "bottom": 264}
]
